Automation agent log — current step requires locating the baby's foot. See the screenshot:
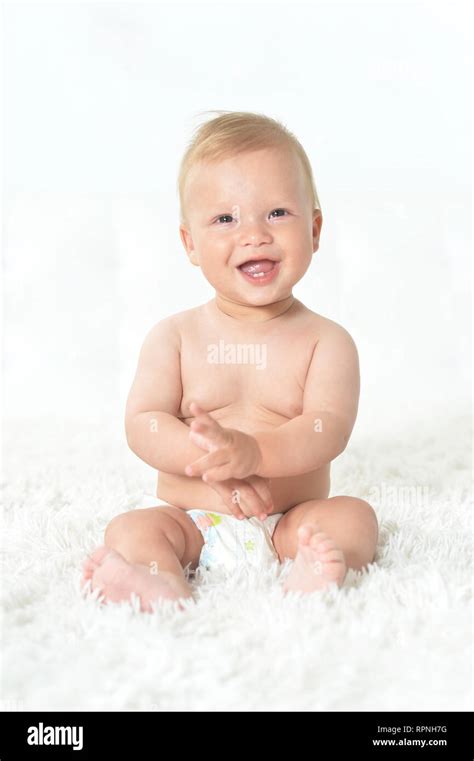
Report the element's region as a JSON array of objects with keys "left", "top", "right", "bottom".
[
  {"left": 283, "top": 524, "right": 347, "bottom": 595},
  {"left": 80, "top": 545, "right": 192, "bottom": 612}
]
